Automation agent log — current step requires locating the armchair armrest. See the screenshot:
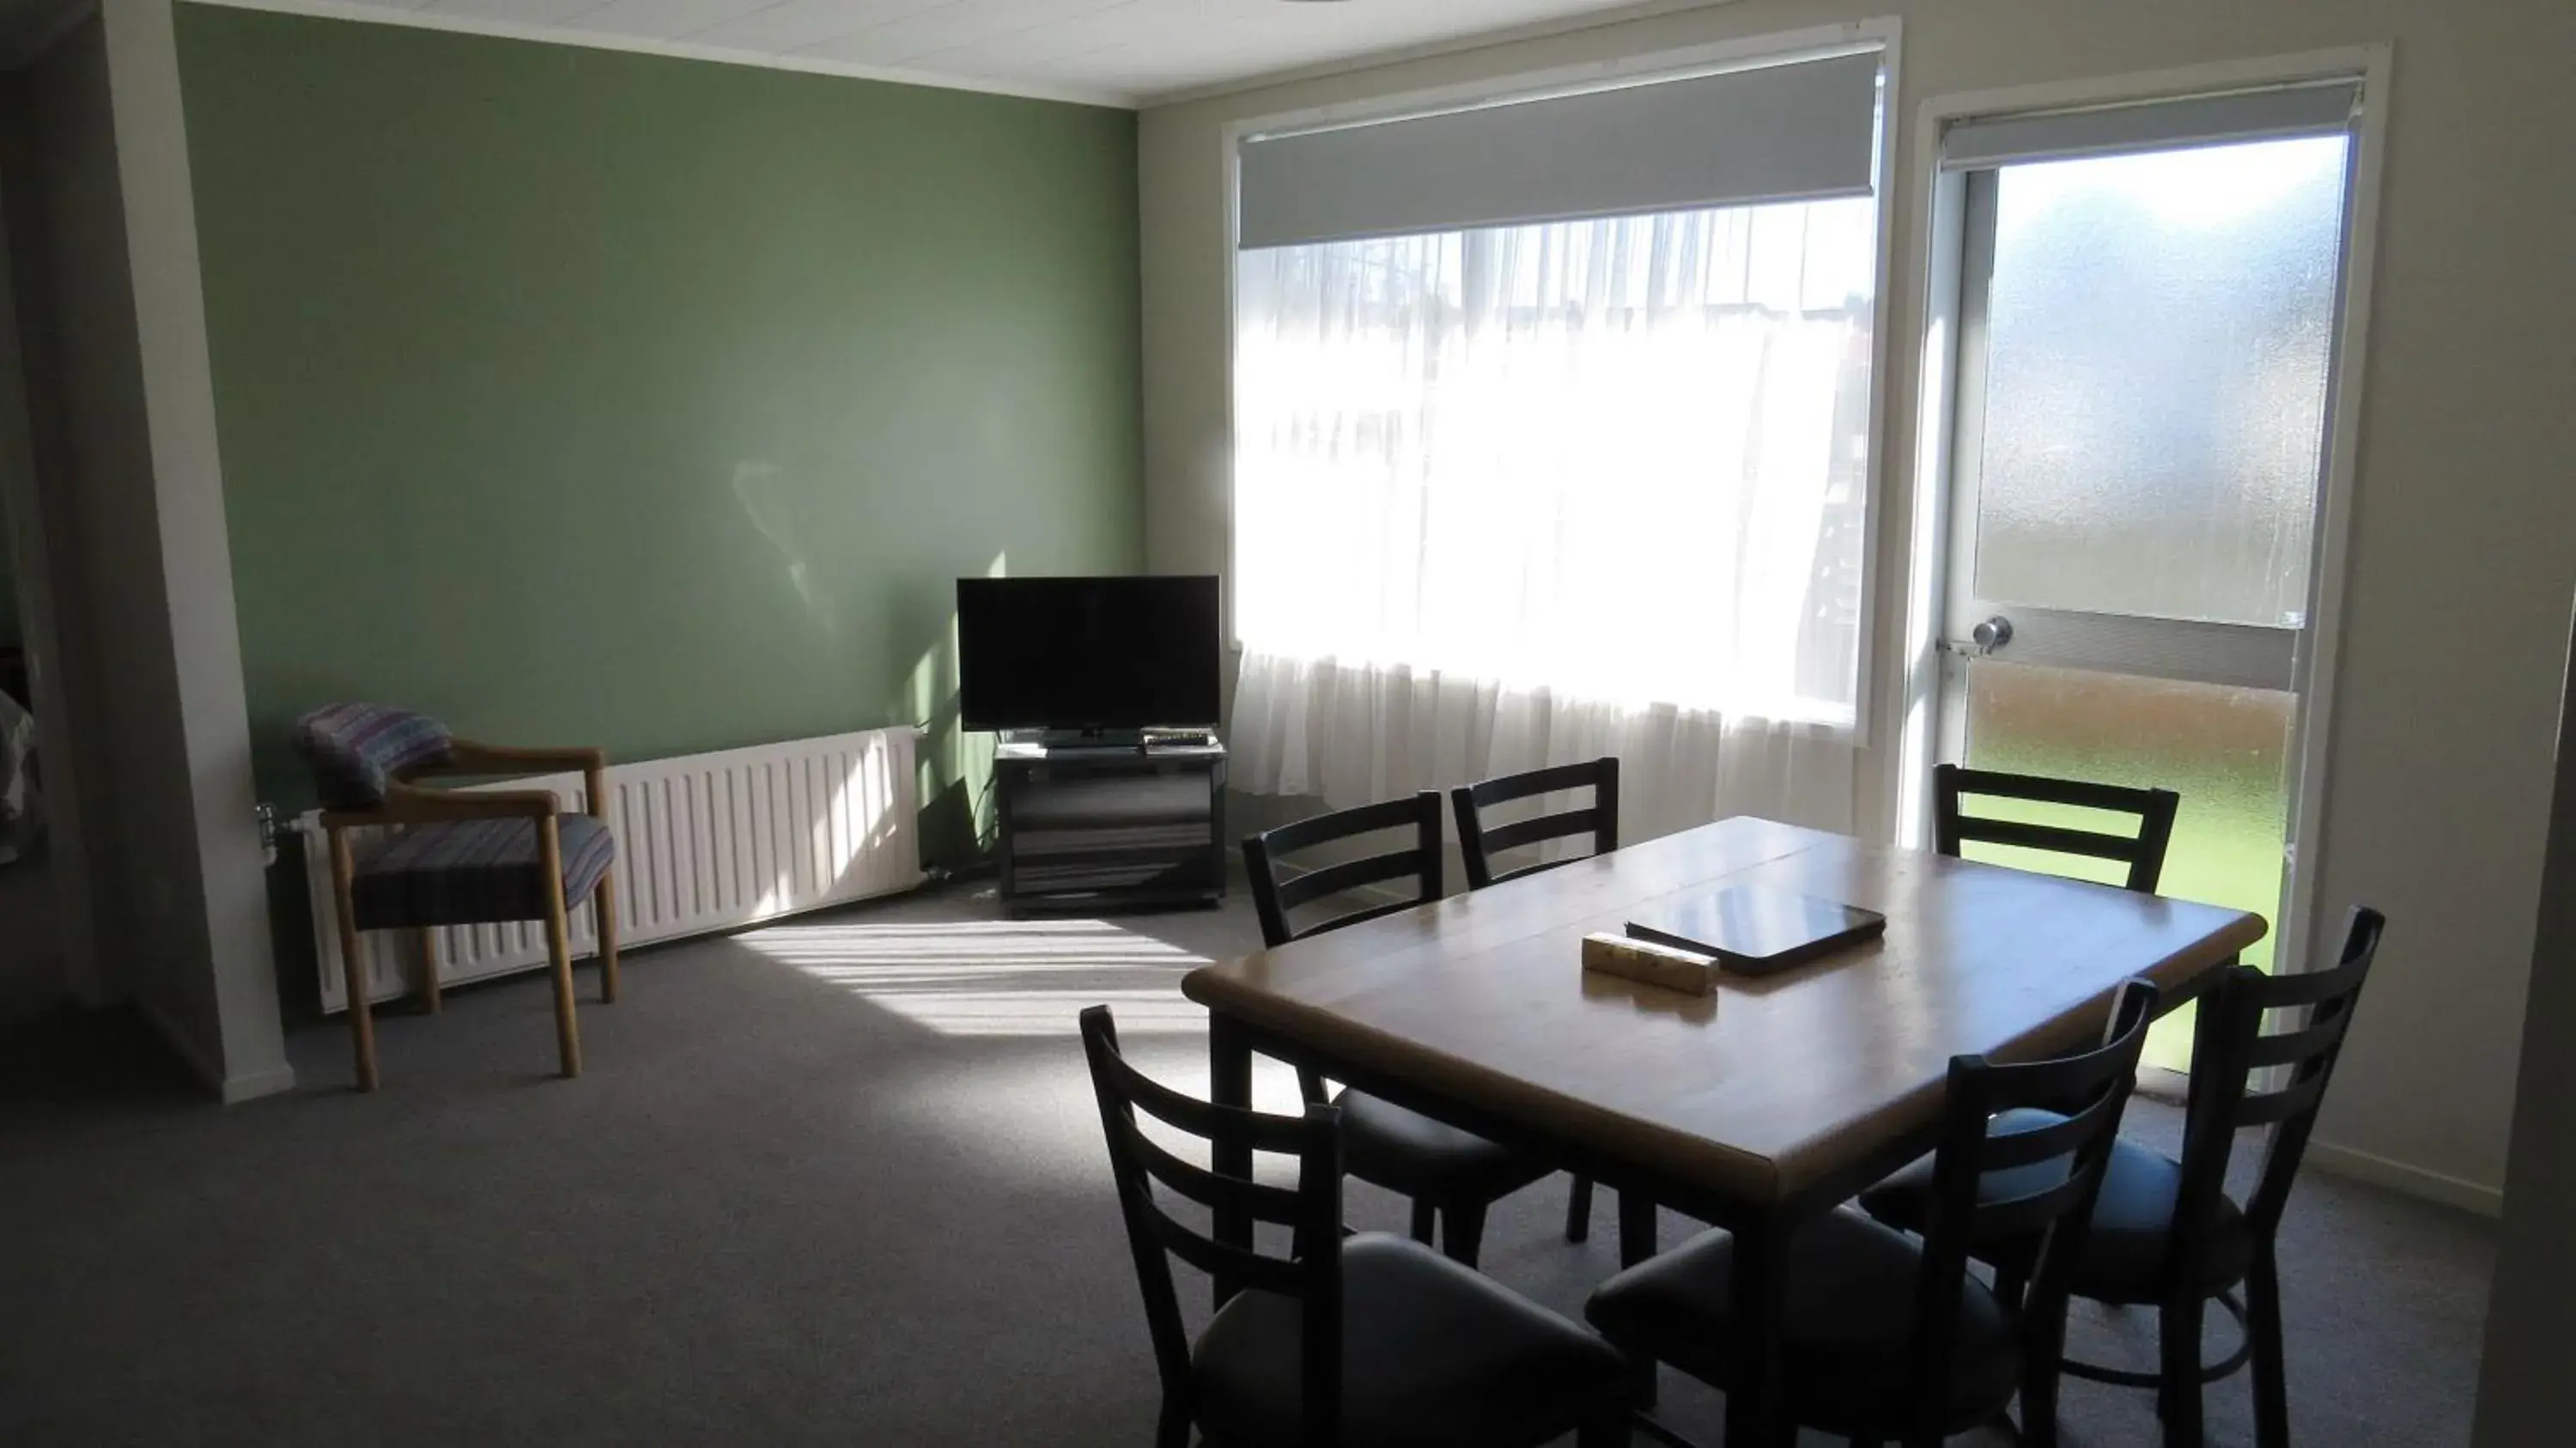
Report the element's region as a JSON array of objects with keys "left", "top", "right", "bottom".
[{"left": 416, "top": 737, "right": 612, "bottom": 821}]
